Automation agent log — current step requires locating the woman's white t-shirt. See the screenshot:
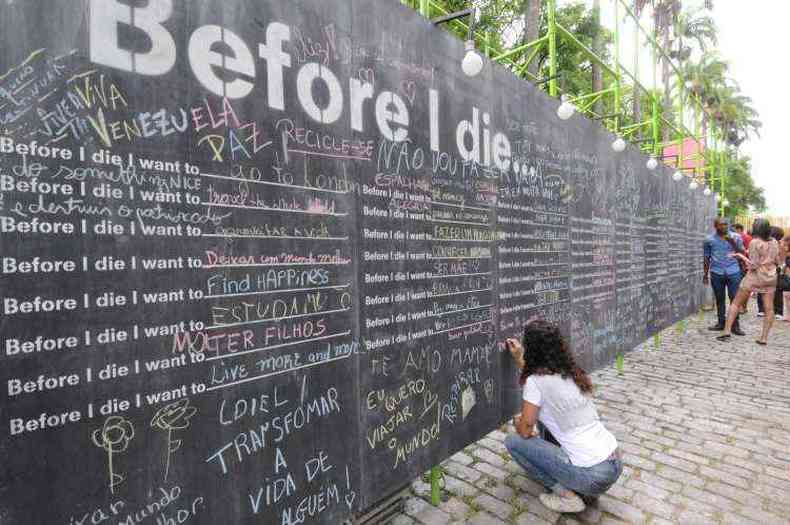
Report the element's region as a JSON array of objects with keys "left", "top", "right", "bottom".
[{"left": 523, "top": 374, "right": 617, "bottom": 467}]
